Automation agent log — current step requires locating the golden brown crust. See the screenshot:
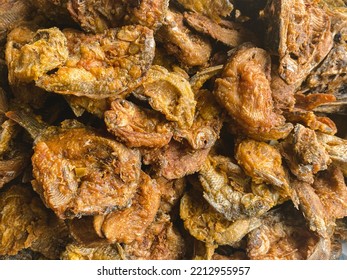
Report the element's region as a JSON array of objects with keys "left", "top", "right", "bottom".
[
  {"left": 1, "top": 0, "right": 347, "bottom": 260},
  {"left": 175, "top": 0, "right": 233, "bottom": 22},
  {"left": 156, "top": 9, "right": 212, "bottom": 67},
  {"left": 214, "top": 43, "right": 293, "bottom": 141},
  {"left": 32, "top": 125, "right": 141, "bottom": 219},
  {"left": 265, "top": 0, "right": 333, "bottom": 85},
  {"left": 93, "top": 172, "right": 161, "bottom": 244},
  {"left": 104, "top": 99, "right": 173, "bottom": 148}
]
